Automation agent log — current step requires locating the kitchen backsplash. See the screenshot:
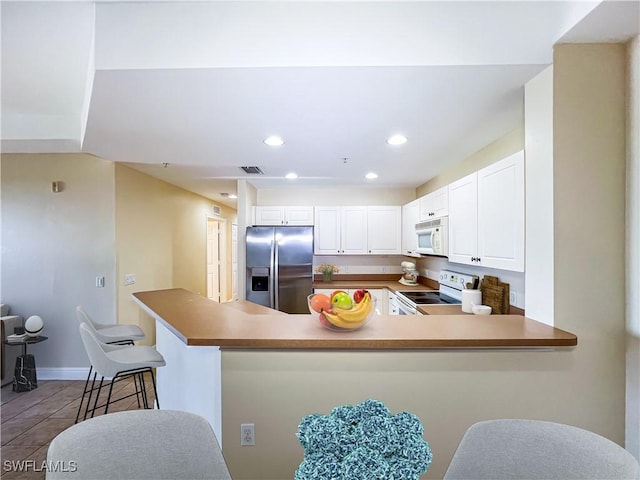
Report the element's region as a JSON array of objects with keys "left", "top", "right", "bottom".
[
  {"left": 311, "top": 254, "right": 526, "bottom": 309},
  {"left": 312, "top": 256, "right": 405, "bottom": 275},
  {"left": 415, "top": 255, "right": 526, "bottom": 309}
]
